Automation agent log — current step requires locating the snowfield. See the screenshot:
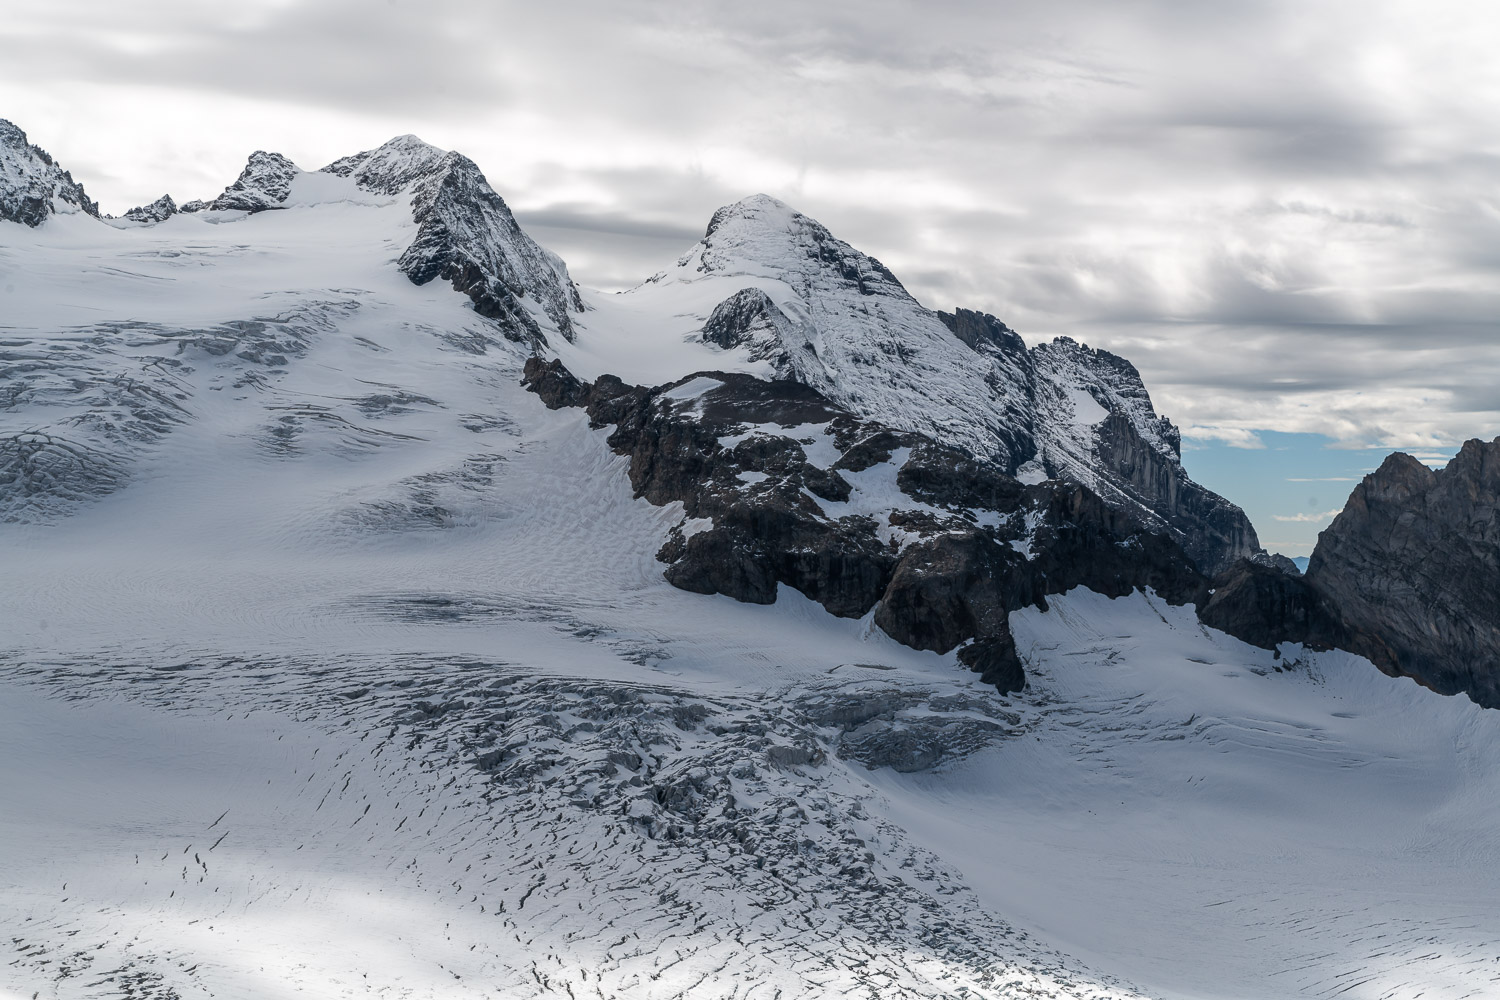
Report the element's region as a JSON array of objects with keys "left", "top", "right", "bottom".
[{"left": 3, "top": 152, "right": 1500, "bottom": 1000}]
